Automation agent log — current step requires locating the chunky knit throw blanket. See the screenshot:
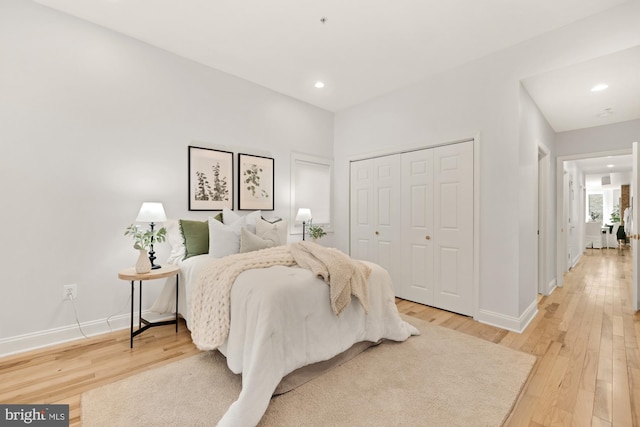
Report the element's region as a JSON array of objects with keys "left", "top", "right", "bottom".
[
  {"left": 290, "top": 242, "right": 371, "bottom": 316},
  {"left": 190, "top": 242, "right": 371, "bottom": 350}
]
